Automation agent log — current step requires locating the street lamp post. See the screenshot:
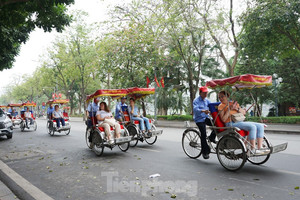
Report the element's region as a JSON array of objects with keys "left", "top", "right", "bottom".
[
  {"left": 273, "top": 74, "right": 282, "bottom": 117},
  {"left": 154, "top": 67, "right": 158, "bottom": 122}
]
